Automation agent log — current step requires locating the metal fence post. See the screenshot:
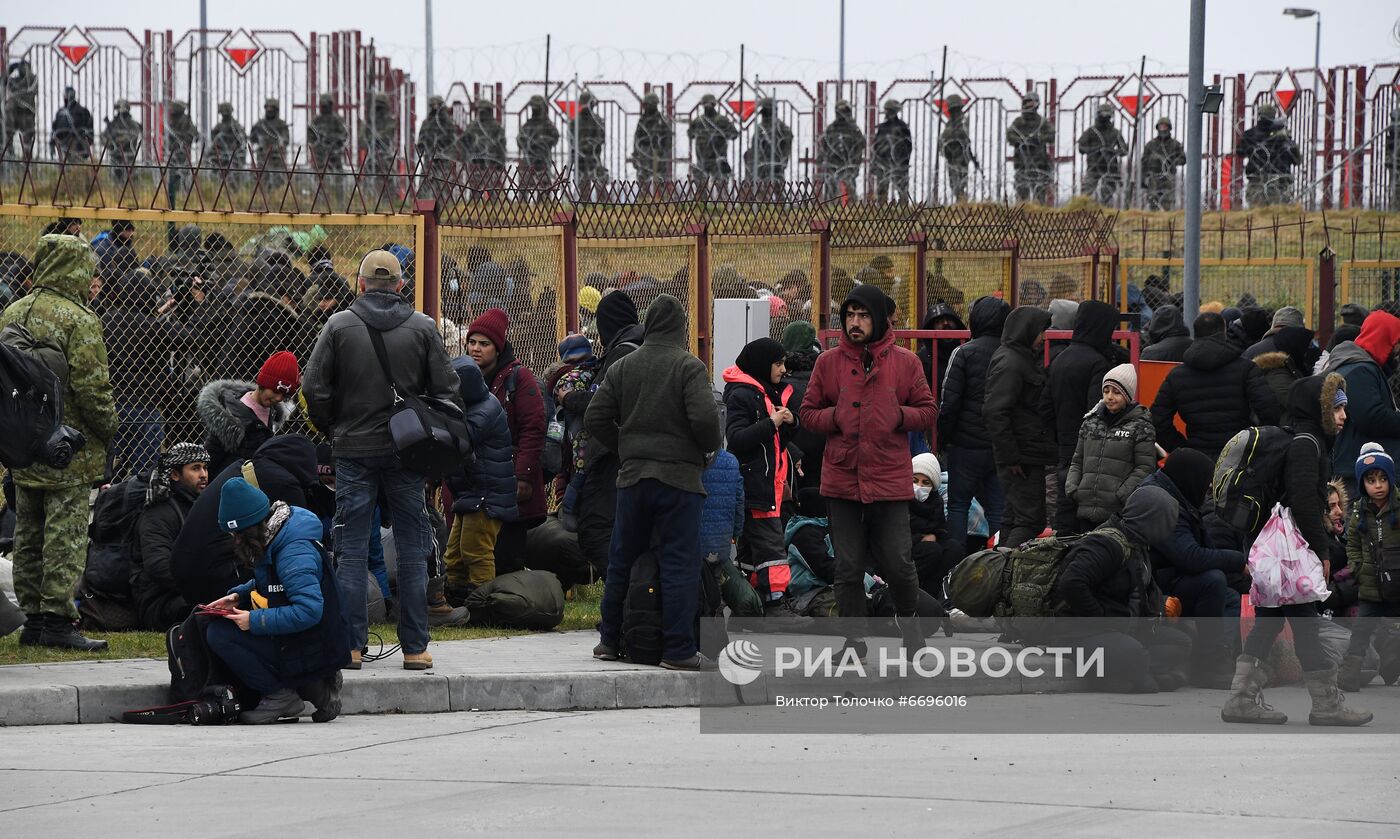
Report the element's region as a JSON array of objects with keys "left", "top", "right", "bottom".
[
  {"left": 414, "top": 197, "right": 439, "bottom": 321},
  {"left": 689, "top": 221, "right": 711, "bottom": 365},
  {"left": 910, "top": 229, "right": 927, "bottom": 322},
  {"left": 813, "top": 218, "right": 832, "bottom": 333},
  {"left": 554, "top": 209, "right": 579, "bottom": 333},
  {"left": 1318, "top": 246, "right": 1336, "bottom": 345},
  {"left": 1008, "top": 239, "right": 1020, "bottom": 307}
]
